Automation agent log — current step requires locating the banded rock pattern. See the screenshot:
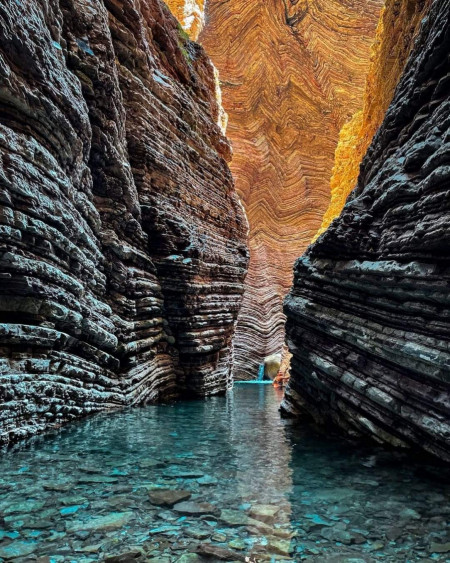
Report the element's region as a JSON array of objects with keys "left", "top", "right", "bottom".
[
  {"left": 316, "top": 0, "right": 433, "bottom": 239},
  {"left": 165, "top": 0, "right": 205, "bottom": 40},
  {"left": 0, "top": 0, "right": 248, "bottom": 445},
  {"left": 200, "top": 0, "right": 382, "bottom": 379},
  {"left": 282, "top": 0, "right": 450, "bottom": 461}
]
